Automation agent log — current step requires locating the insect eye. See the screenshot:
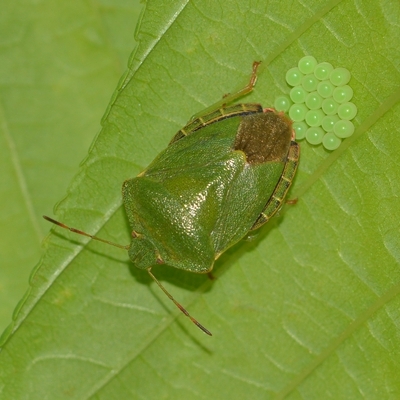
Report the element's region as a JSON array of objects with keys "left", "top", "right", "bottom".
[{"left": 156, "top": 256, "right": 164, "bottom": 265}]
